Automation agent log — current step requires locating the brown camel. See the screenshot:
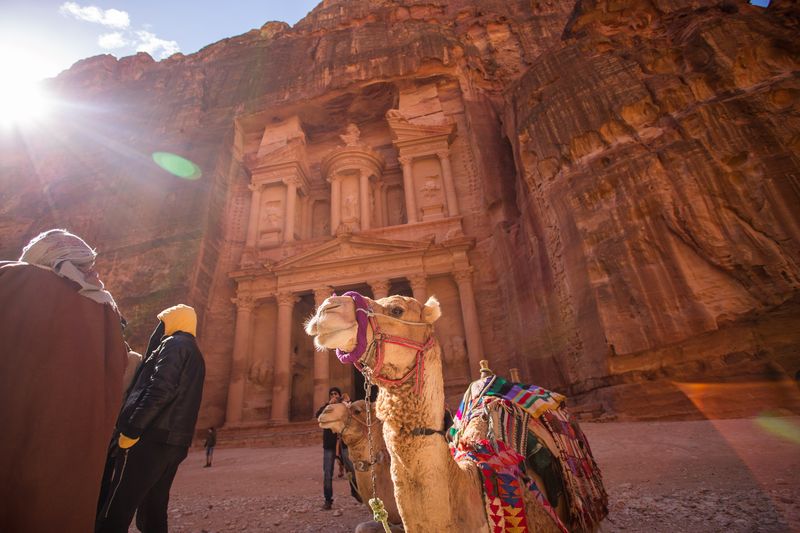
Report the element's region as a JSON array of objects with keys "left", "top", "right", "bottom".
[
  {"left": 306, "top": 293, "right": 566, "bottom": 533},
  {"left": 318, "top": 400, "right": 403, "bottom": 532}
]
